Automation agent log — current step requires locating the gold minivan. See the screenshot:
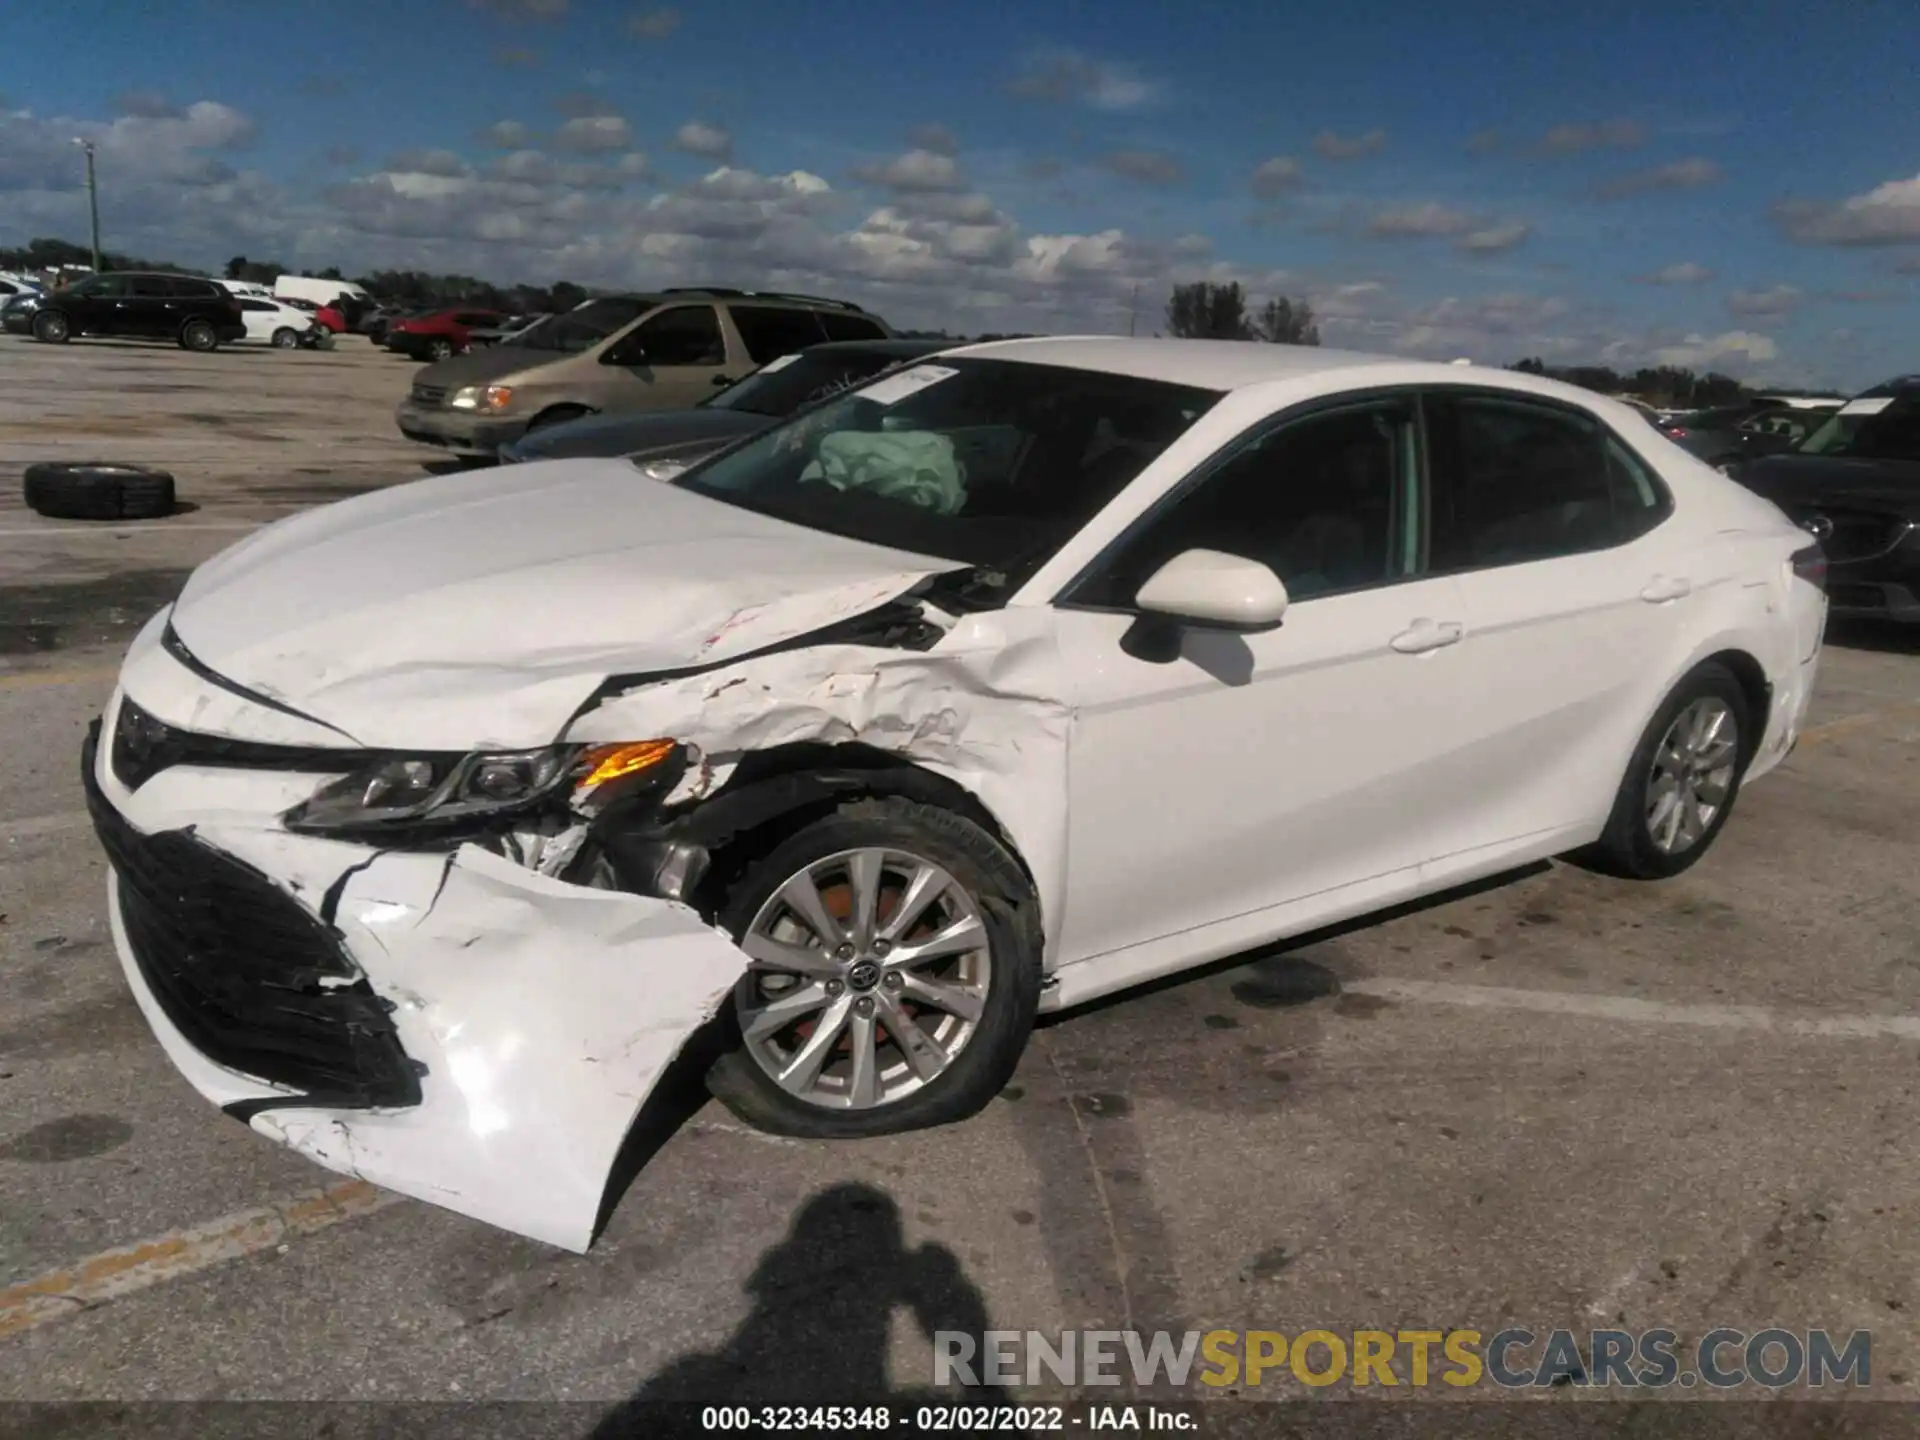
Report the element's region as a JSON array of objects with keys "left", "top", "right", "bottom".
[{"left": 394, "top": 288, "right": 892, "bottom": 458}]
